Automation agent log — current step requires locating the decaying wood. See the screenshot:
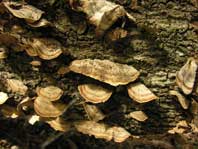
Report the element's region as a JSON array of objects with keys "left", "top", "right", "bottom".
[{"left": 1, "top": 0, "right": 198, "bottom": 148}]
